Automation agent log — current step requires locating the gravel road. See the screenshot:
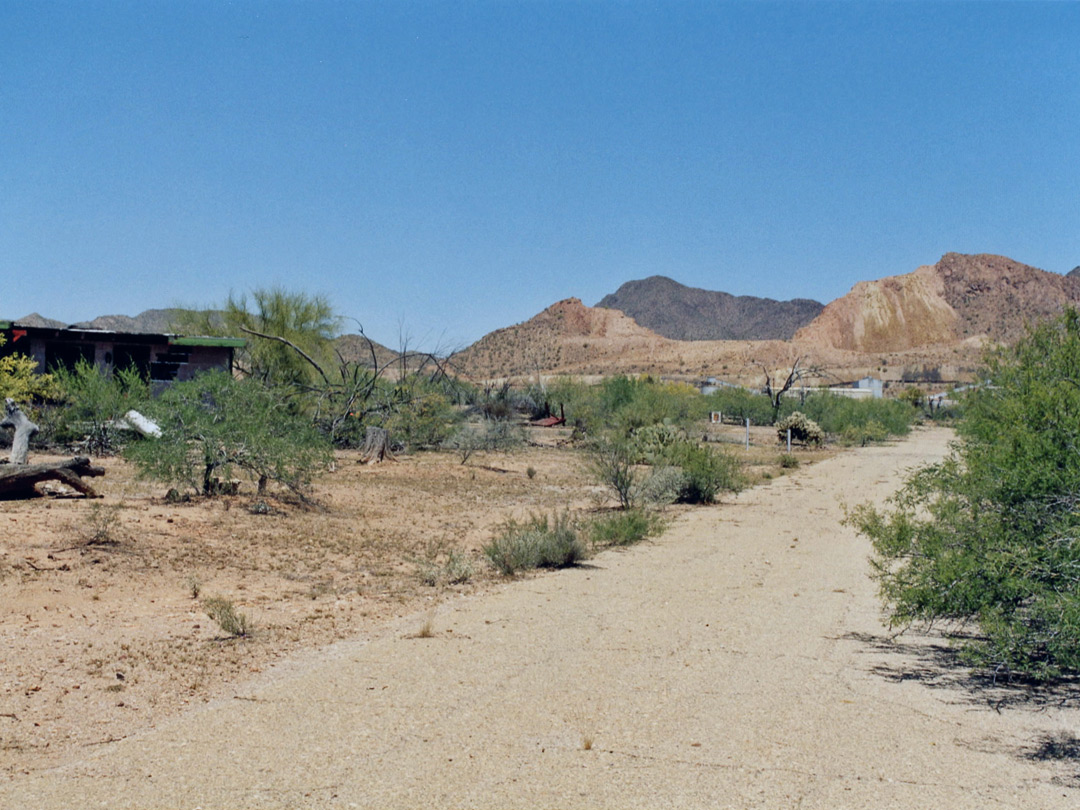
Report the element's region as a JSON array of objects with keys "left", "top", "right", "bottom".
[{"left": 3, "top": 427, "right": 1077, "bottom": 808}]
